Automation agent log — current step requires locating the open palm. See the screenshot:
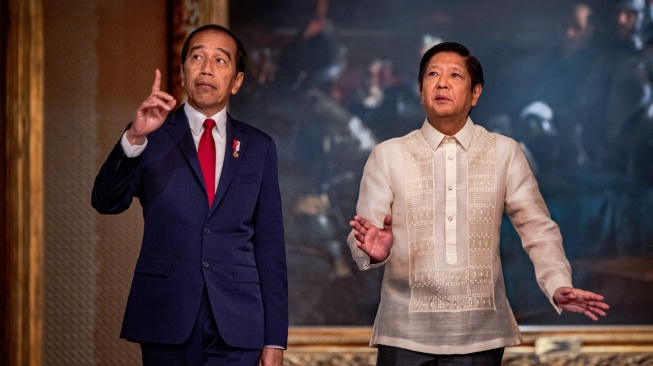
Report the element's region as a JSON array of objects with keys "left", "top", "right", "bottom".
[
  {"left": 349, "top": 215, "right": 393, "bottom": 263},
  {"left": 554, "top": 287, "right": 609, "bottom": 321}
]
